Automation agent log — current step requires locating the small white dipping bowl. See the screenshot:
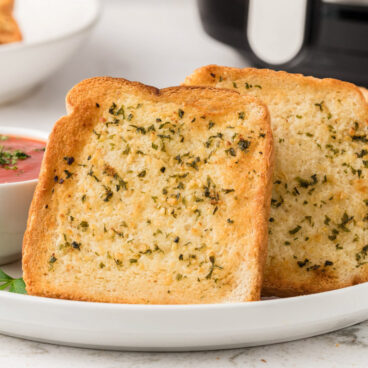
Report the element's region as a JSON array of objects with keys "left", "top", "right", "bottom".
[
  {"left": 0, "top": 127, "right": 48, "bottom": 265},
  {"left": 0, "top": 0, "right": 100, "bottom": 104}
]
